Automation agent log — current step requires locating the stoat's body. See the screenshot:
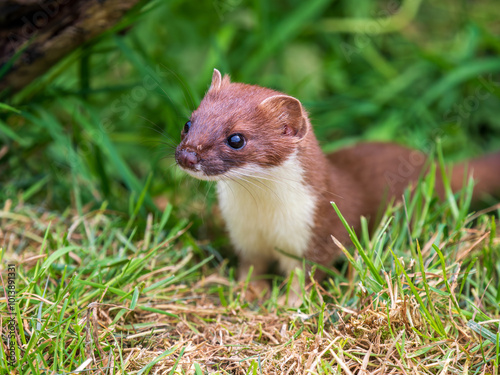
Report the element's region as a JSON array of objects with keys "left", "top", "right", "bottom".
[{"left": 175, "top": 69, "right": 500, "bottom": 295}]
